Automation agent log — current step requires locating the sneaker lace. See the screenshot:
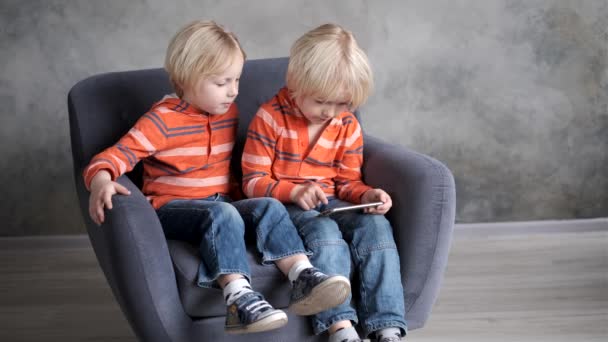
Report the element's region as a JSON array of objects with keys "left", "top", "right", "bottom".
[
  {"left": 311, "top": 270, "right": 325, "bottom": 278},
  {"left": 245, "top": 298, "right": 272, "bottom": 314}
]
